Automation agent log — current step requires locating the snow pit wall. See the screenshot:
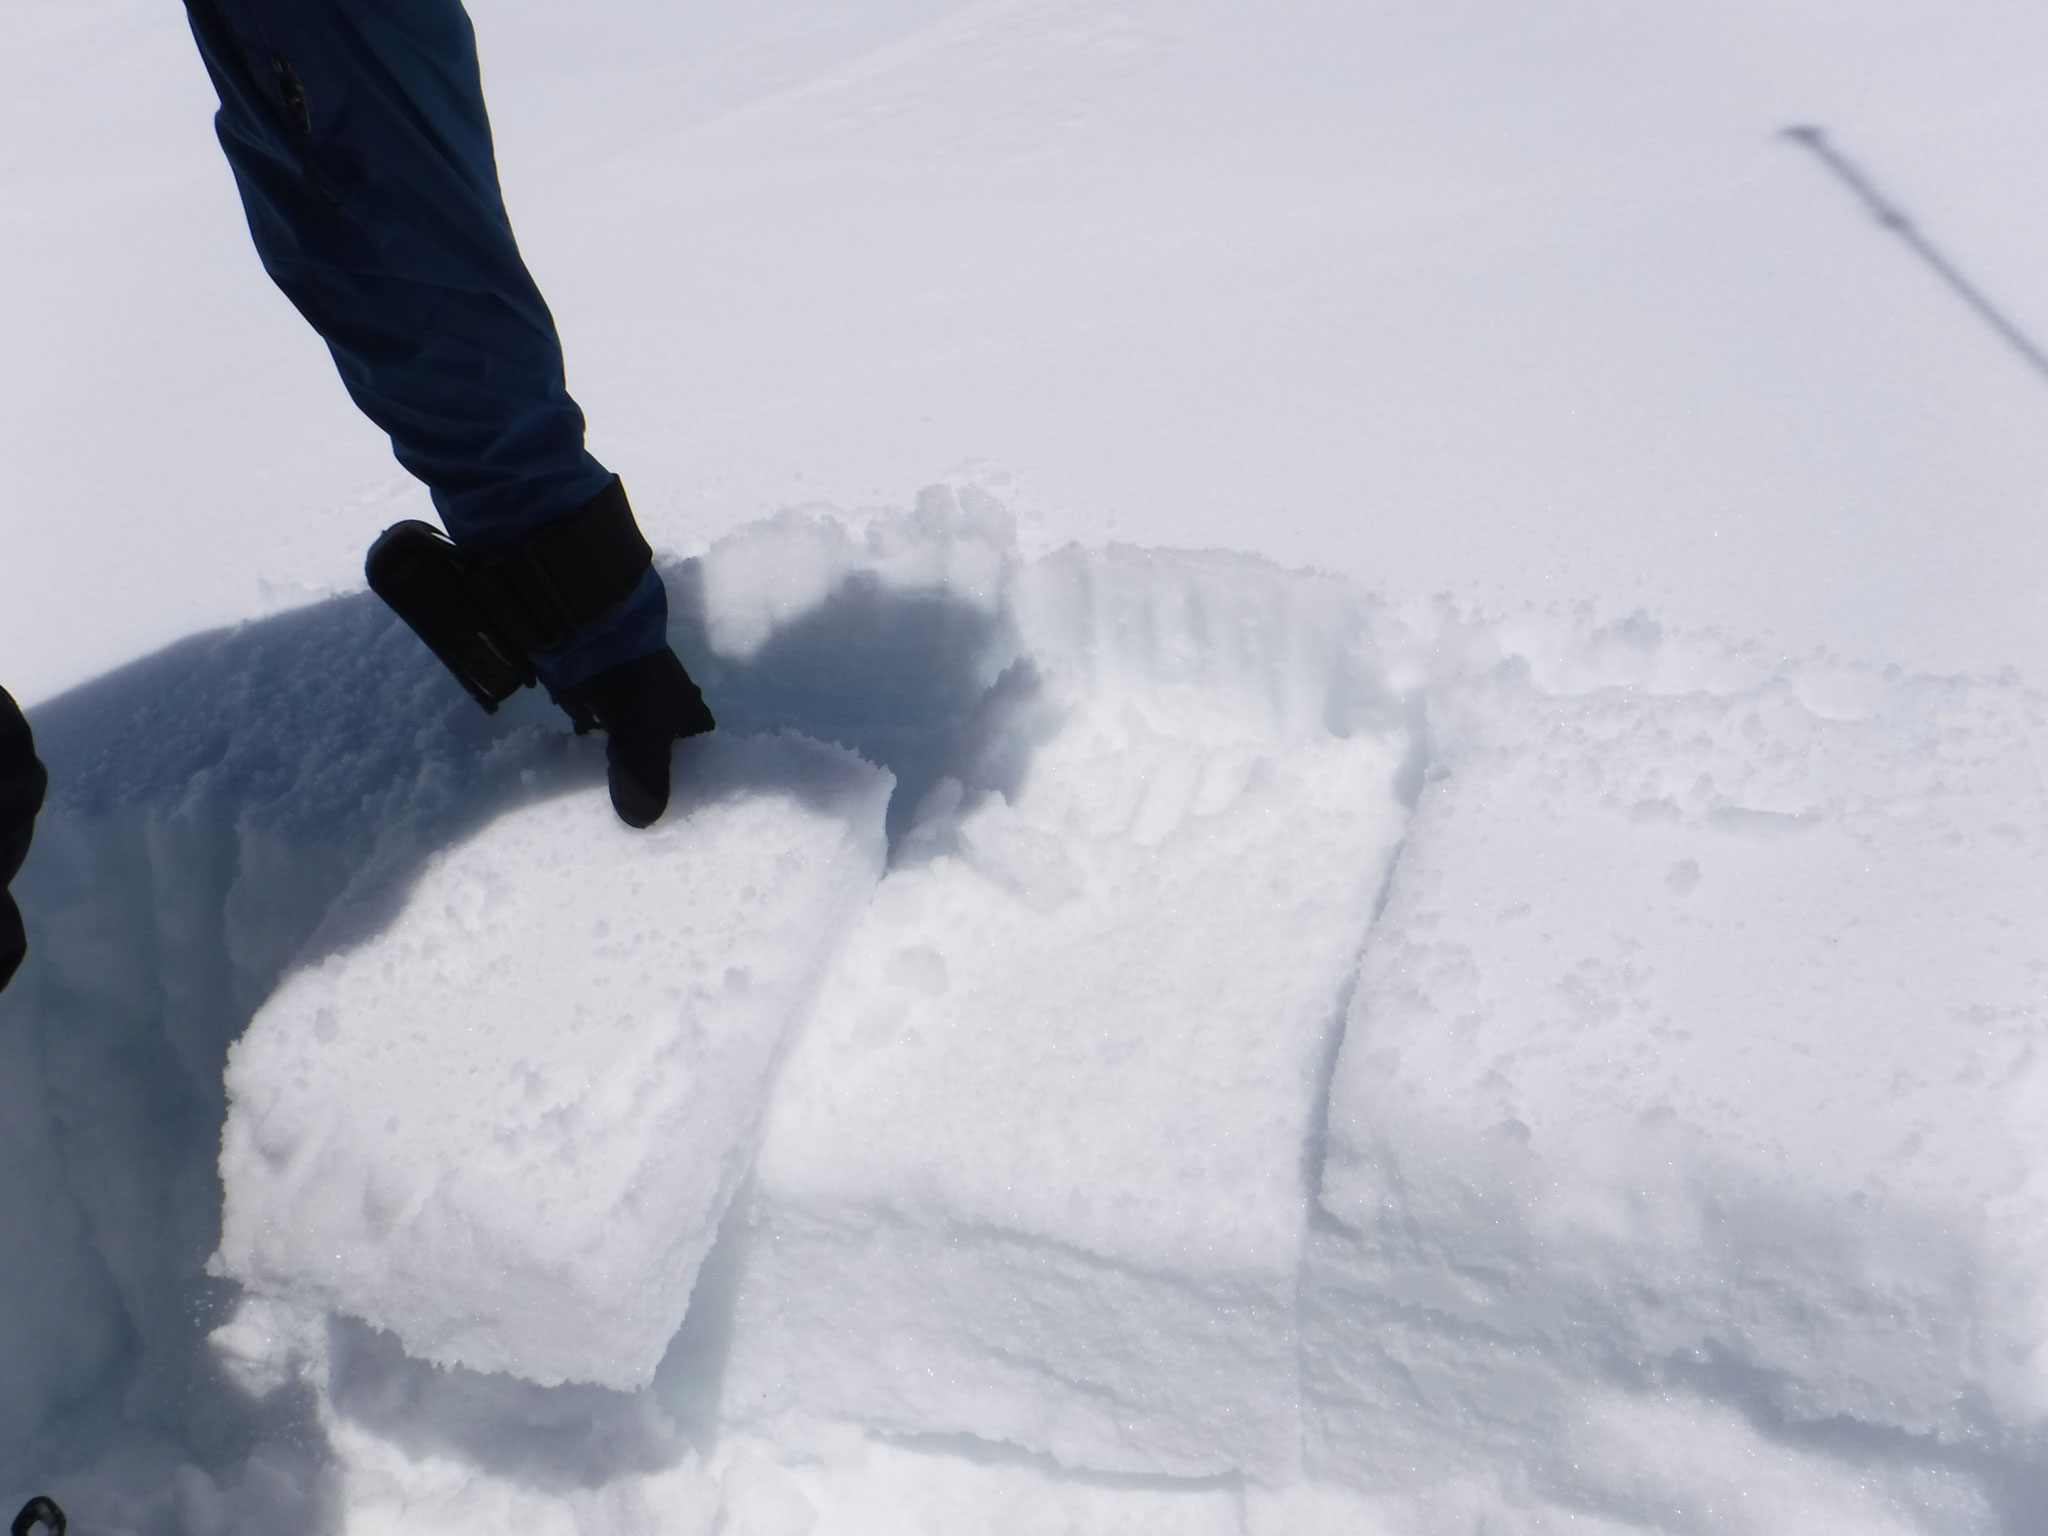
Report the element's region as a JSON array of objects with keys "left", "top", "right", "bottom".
[
  {"left": 4, "top": 496, "right": 2048, "bottom": 1532},
  {"left": 216, "top": 735, "right": 892, "bottom": 1391},
  {"left": 728, "top": 543, "right": 1412, "bottom": 1480},
  {"left": 1314, "top": 657, "right": 2048, "bottom": 1469}
]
